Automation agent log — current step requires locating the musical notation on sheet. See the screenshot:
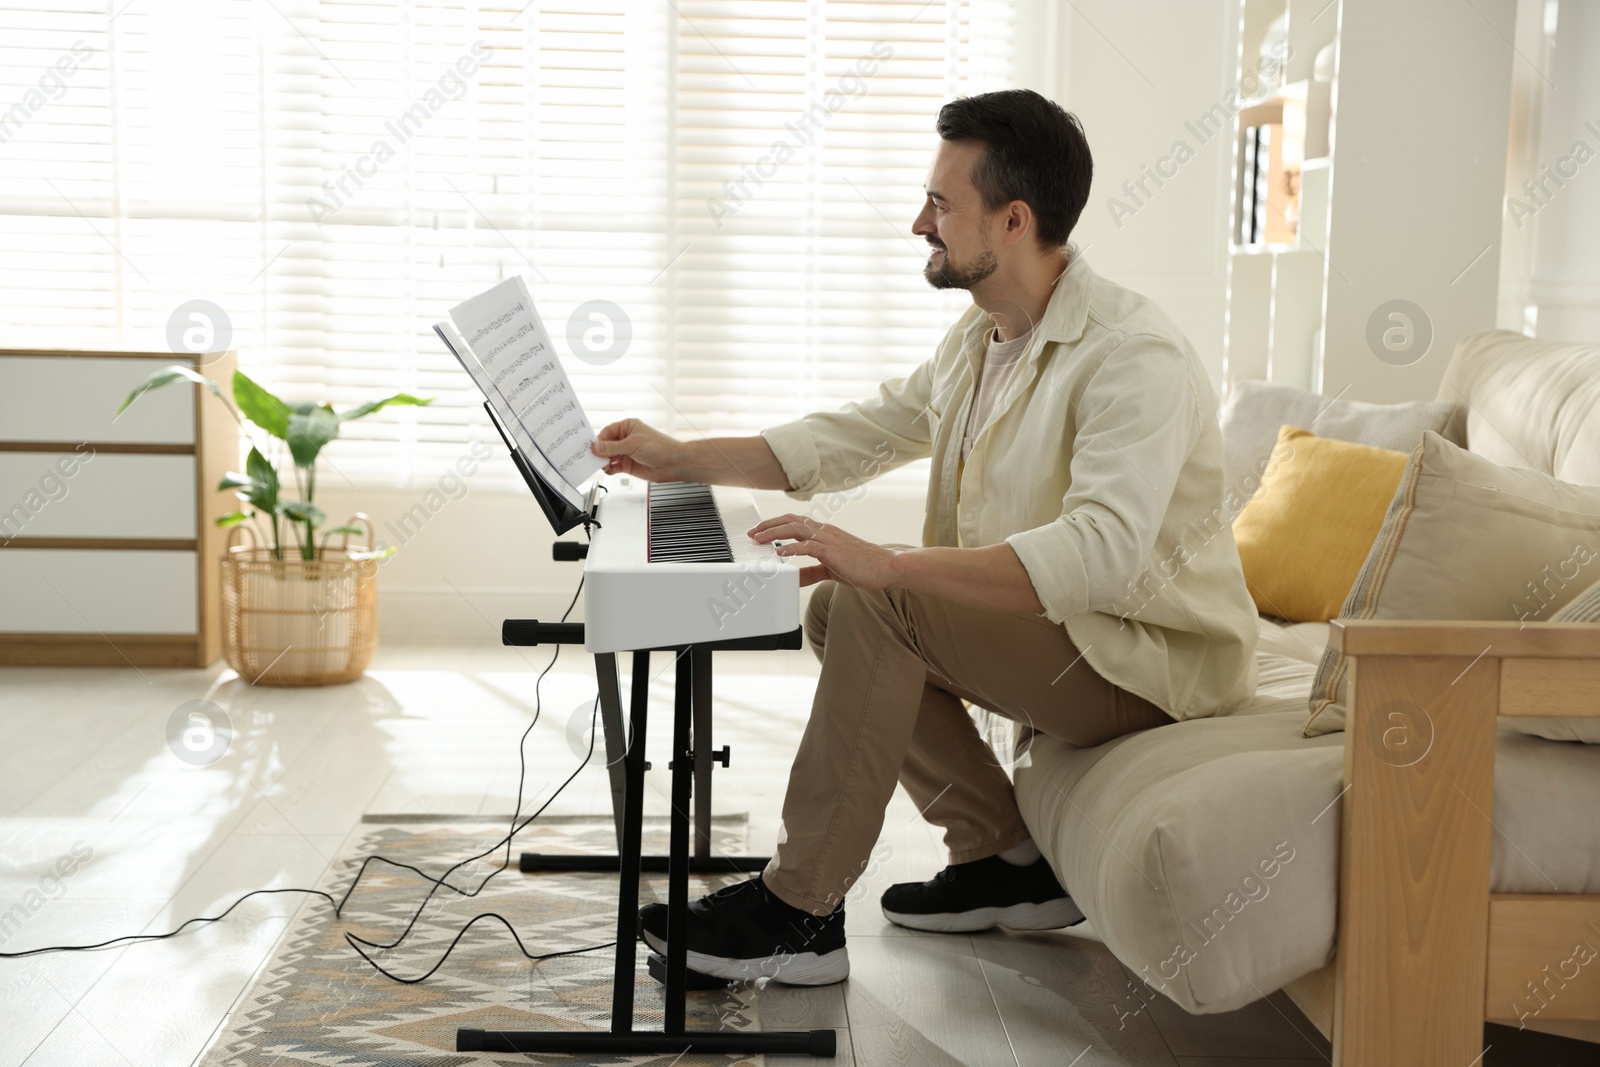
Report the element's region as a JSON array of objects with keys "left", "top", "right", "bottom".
[{"left": 446, "top": 277, "right": 607, "bottom": 490}]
